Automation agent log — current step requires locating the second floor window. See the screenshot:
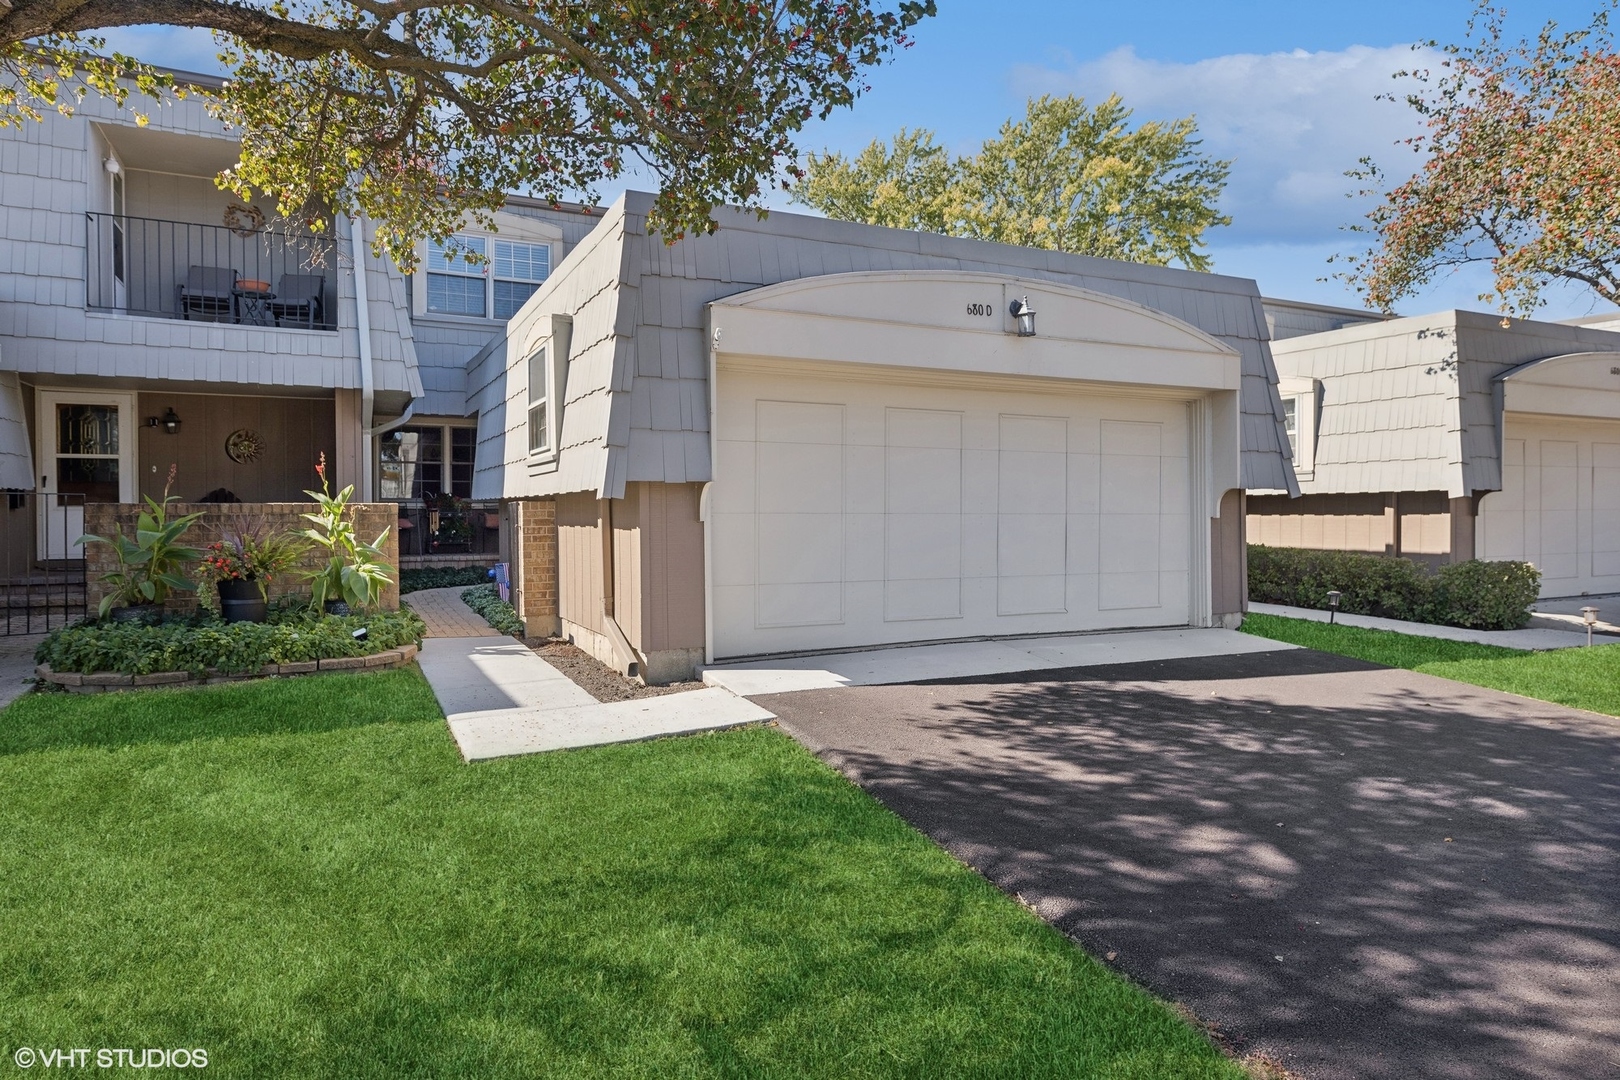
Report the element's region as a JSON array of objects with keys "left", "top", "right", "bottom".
[
  {"left": 1283, "top": 396, "right": 1299, "bottom": 457},
  {"left": 426, "top": 236, "right": 486, "bottom": 317},
  {"left": 424, "top": 233, "right": 551, "bottom": 320},
  {"left": 495, "top": 240, "right": 550, "bottom": 318}
]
